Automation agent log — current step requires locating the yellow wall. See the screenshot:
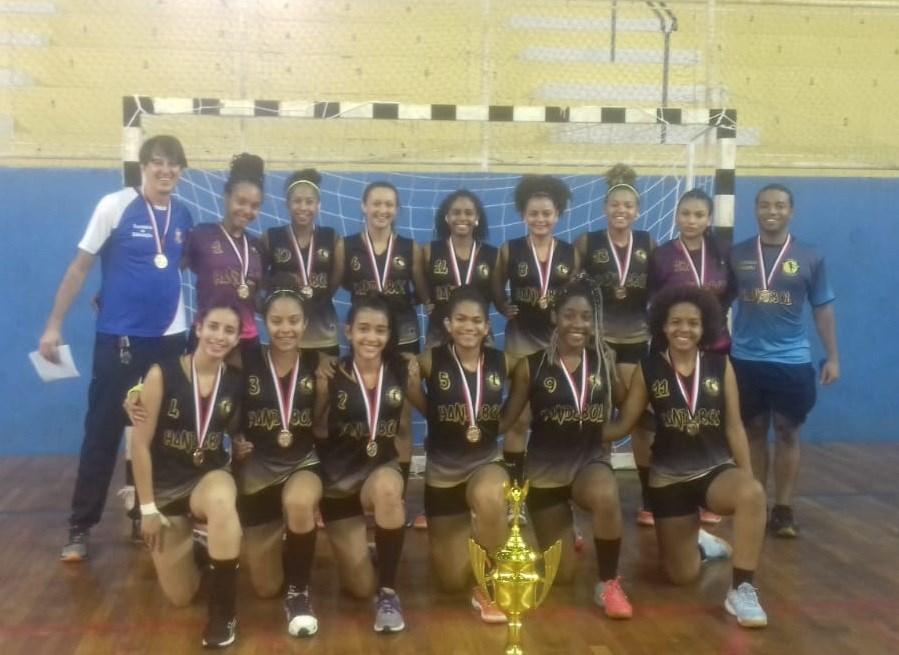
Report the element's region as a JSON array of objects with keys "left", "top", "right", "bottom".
[{"left": 1, "top": 0, "right": 897, "bottom": 174}]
